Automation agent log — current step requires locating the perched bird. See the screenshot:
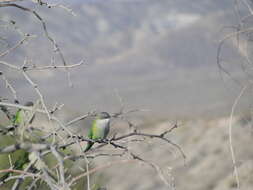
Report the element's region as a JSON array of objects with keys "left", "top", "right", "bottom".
[
  {"left": 84, "top": 112, "right": 111, "bottom": 152},
  {"left": 13, "top": 101, "right": 34, "bottom": 126},
  {"left": 13, "top": 101, "right": 35, "bottom": 140},
  {"left": 0, "top": 102, "right": 36, "bottom": 183}
]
